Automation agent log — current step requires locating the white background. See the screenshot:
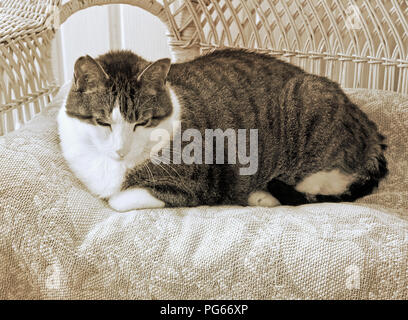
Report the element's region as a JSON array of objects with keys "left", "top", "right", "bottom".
[{"left": 54, "top": 2, "right": 171, "bottom": 85}]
